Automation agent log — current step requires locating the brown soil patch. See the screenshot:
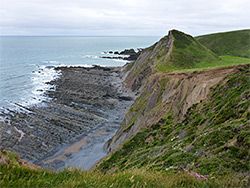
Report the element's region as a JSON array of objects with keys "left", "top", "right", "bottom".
[
  {"left": 91, "top": 130, "right": 108, "bottom": 137},
  {"left": 44, "top": 137, "right": 92, "bottom": 164}
]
